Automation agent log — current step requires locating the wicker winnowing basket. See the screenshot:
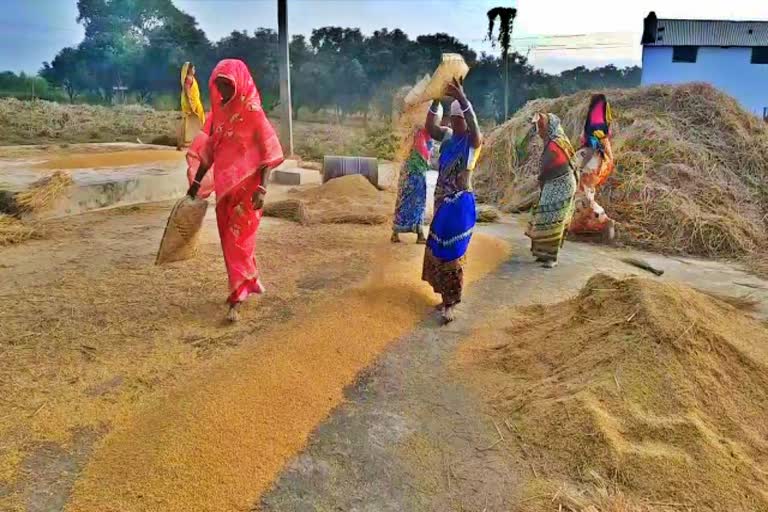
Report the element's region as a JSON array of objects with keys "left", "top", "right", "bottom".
[
  {"left": 155, "top": 196, "right": 209, "bottom": 265},
  {"left": 408, "top": 53, "right": 470, "bottom": 105}
]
